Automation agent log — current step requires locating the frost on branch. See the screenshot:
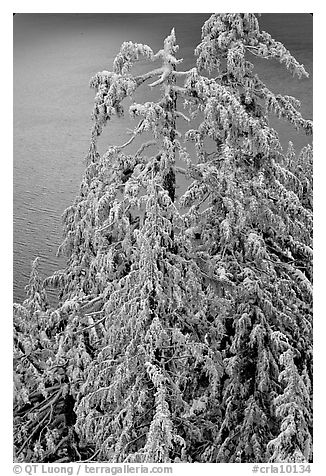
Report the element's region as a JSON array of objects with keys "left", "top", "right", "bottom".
[
  {"left": 267, "top": 350, "right": 312, "bottom": 463},
  {"left": 196, "top": 14, "right": 309, "bottom": 79}
]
